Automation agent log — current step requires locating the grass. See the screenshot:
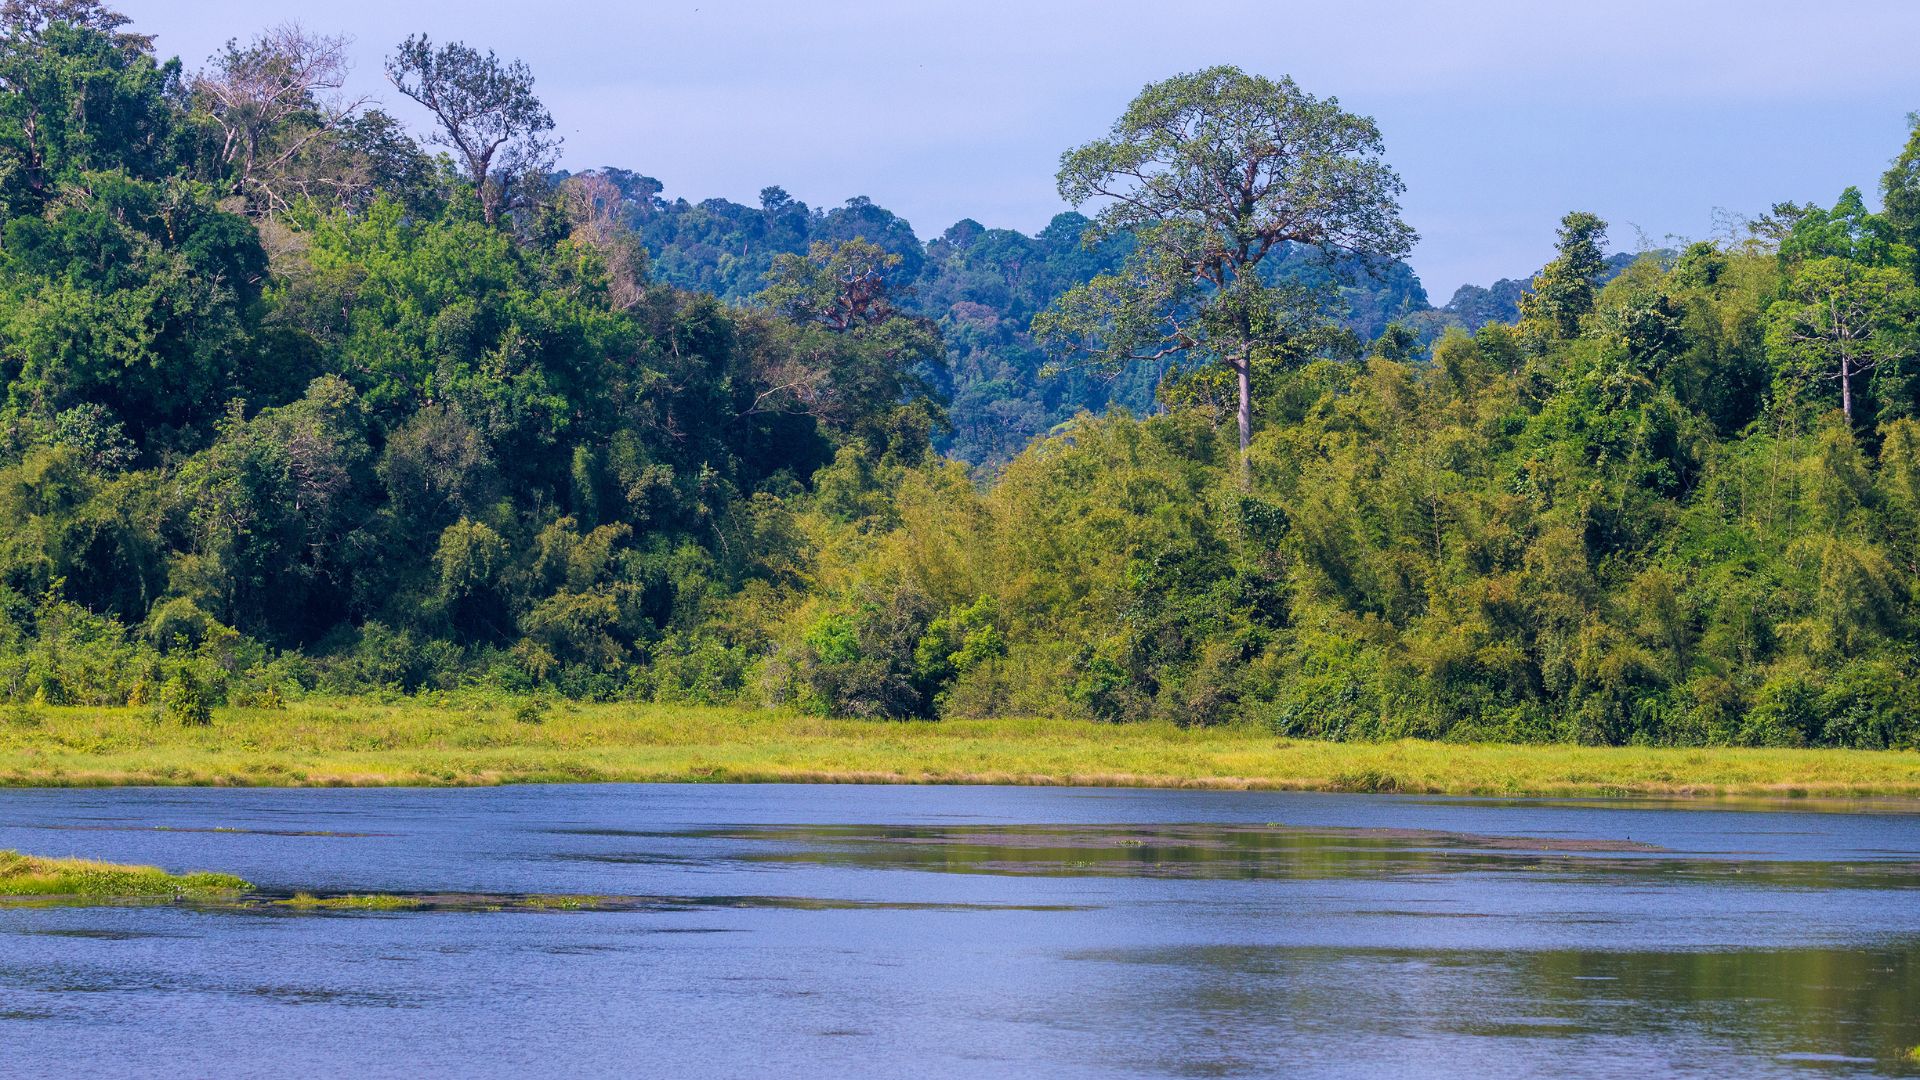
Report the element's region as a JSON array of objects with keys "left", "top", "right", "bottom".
[
  {"left": 0, "top": 849, "right": 250, "bottom": 899},
  {"left": 272, "top": 892, "right": 418, "bottom": 911},
  {"left": 0, "top": 699, "right": 1918, "bottom": 799}
]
